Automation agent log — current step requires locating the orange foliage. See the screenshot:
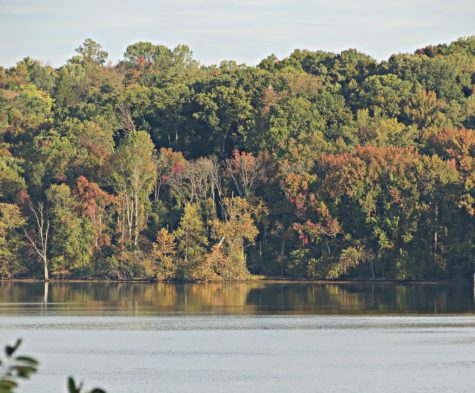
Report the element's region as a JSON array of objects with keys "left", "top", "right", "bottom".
[
  {"left": 430, "top": 128, "right": 475, "bottom": 172},
  {"left": 76, "top": 176, "right": 115, "bottom": 246}
]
